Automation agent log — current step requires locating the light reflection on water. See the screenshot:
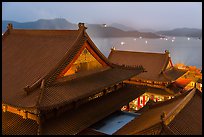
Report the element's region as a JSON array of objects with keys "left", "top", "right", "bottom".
[{"left": 91, "top": 36, "right": 202, "bottom": 69}]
